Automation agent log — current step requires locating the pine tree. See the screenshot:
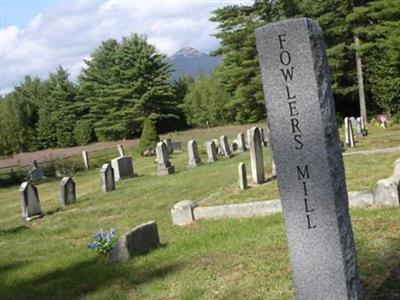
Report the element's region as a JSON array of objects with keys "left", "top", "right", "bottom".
[{"left": 138, "top": 117, "right": 159, "bottom": 154}]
